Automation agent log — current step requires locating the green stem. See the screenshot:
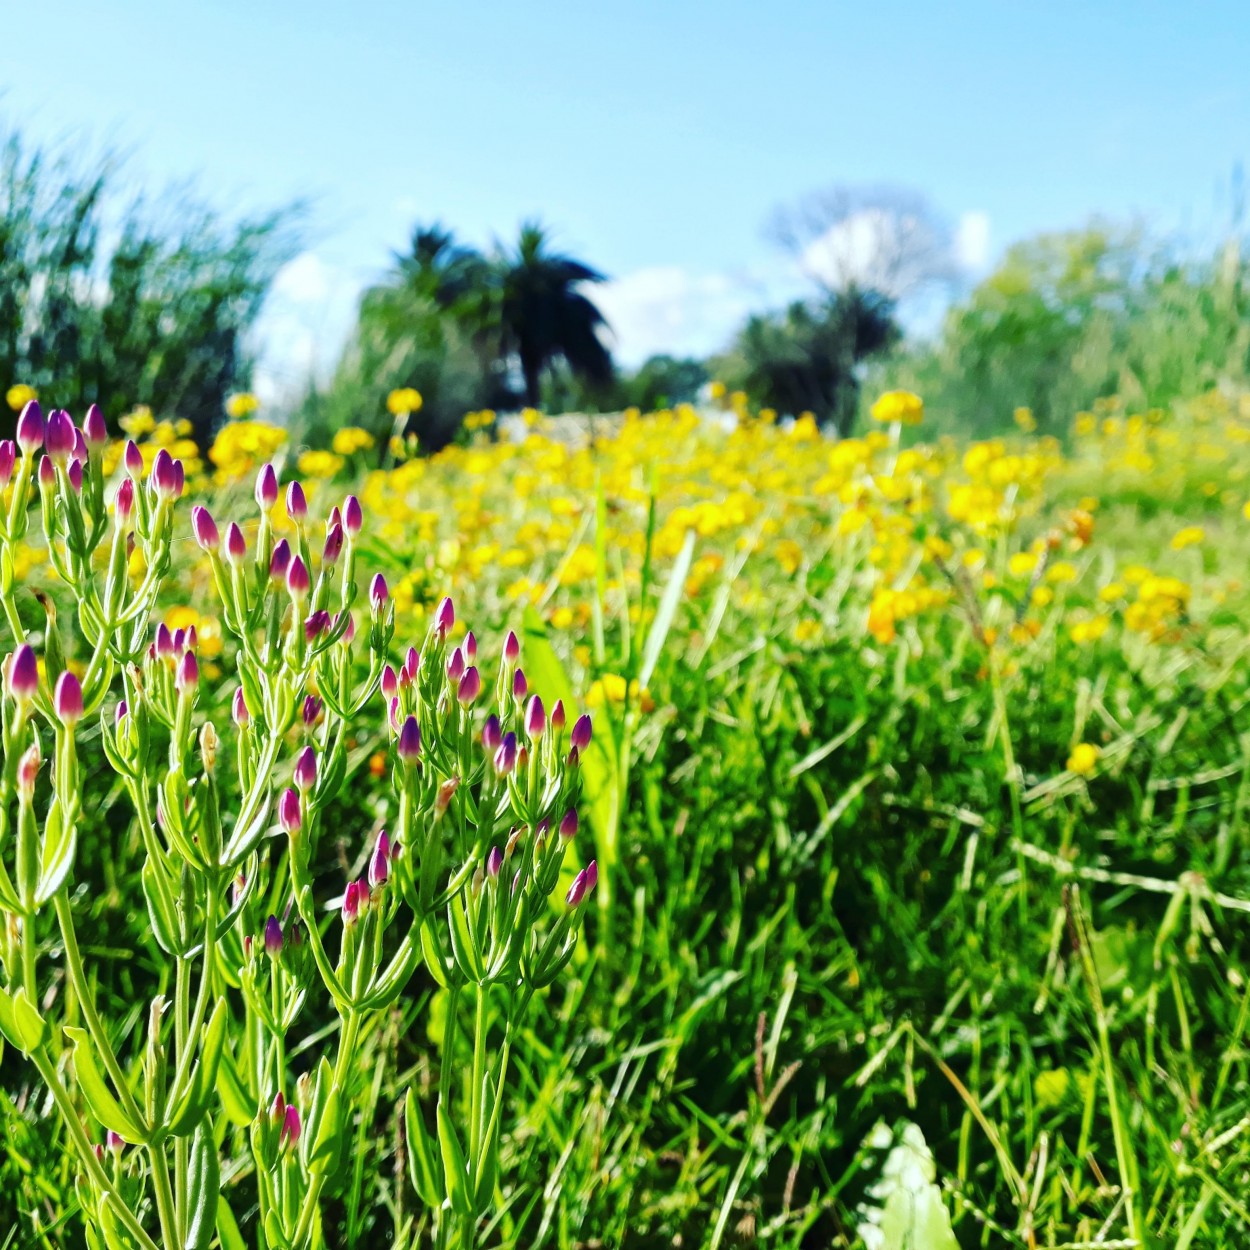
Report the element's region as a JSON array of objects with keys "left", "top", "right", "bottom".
[
  {"left": 469, "top": 985, "right": 488, "bottom": 1162},
  {"left": 148, "top": 1143, "right": 180, "bottom": 1250}
]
